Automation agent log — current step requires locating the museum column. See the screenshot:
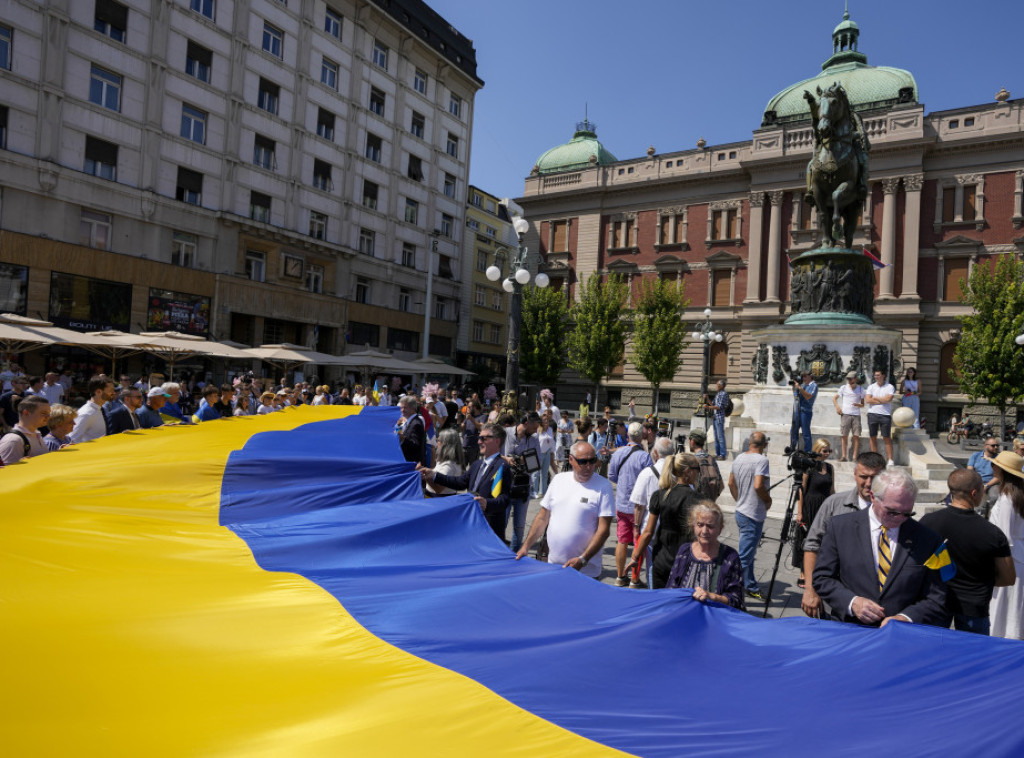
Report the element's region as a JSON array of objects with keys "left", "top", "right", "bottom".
[
  {"left": 744, "top": 192, "right": 765, "bottom": 302},
  {"left": 765, "top": 190, "right": 785, "bottom": 302},
  {"left": 901, "top": 174, "right": 923, "bottom": 297},
  {"left": 879, "top": 177, "right": 900, "bottom": 299}
]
